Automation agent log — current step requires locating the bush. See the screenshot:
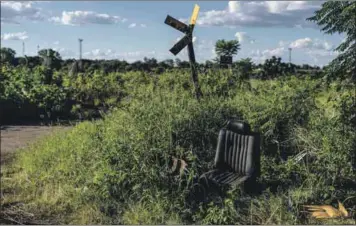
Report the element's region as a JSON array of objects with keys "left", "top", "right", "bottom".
[{"left": 1, "top": 70, "right": 355, "bottom": 224}]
